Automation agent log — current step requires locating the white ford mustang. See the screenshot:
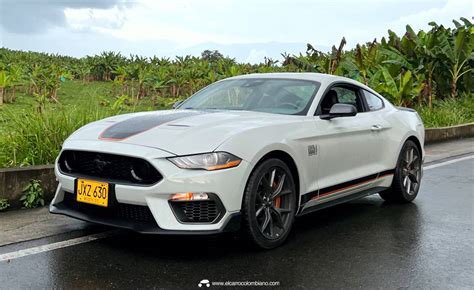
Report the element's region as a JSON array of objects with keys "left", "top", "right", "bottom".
[{"left": 50, "top": 73, "right": 424, "bottom": 248}]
